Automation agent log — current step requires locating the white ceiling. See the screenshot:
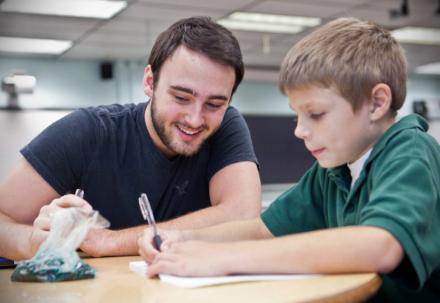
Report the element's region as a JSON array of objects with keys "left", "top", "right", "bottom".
[{"left": 1, "top": 0, "right": 439, "bottom": 73}]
